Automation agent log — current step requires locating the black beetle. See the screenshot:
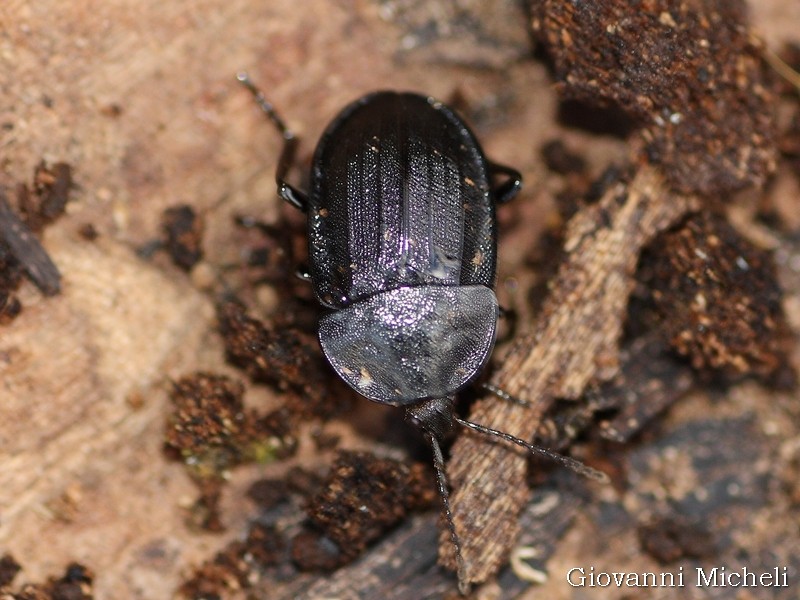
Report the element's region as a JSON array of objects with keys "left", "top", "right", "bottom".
[
  {"left": 242, "top": 86, "right": 521, "bottom": 402},
  {"left": 312, "top": 91, "right": 521, "bottom": 405},
  {"left": 238, "top": 75, "right": 604, "bottom": 592}
]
